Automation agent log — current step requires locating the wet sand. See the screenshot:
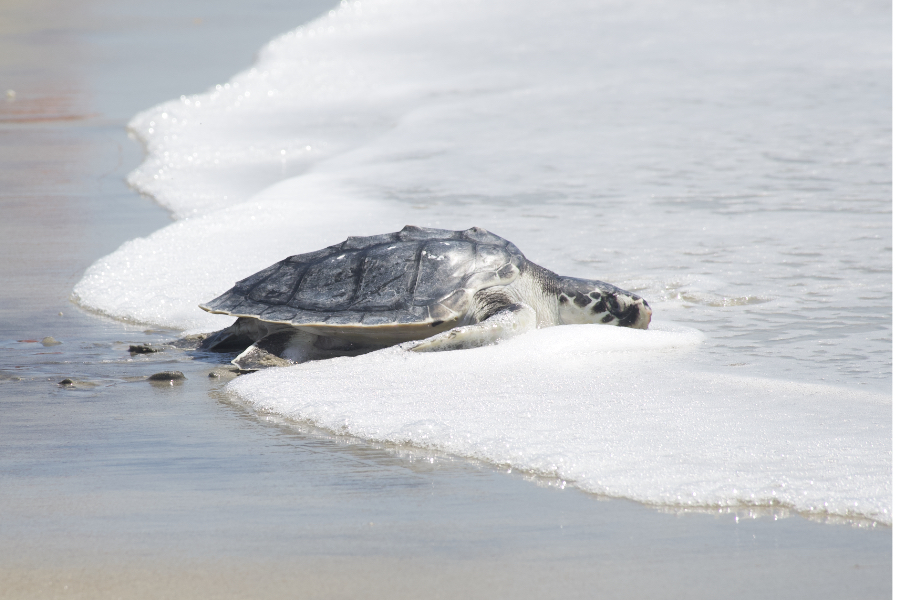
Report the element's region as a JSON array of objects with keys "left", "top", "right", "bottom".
[{"left": 0, "top": 0, "right": 890, "bottom": 598}]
